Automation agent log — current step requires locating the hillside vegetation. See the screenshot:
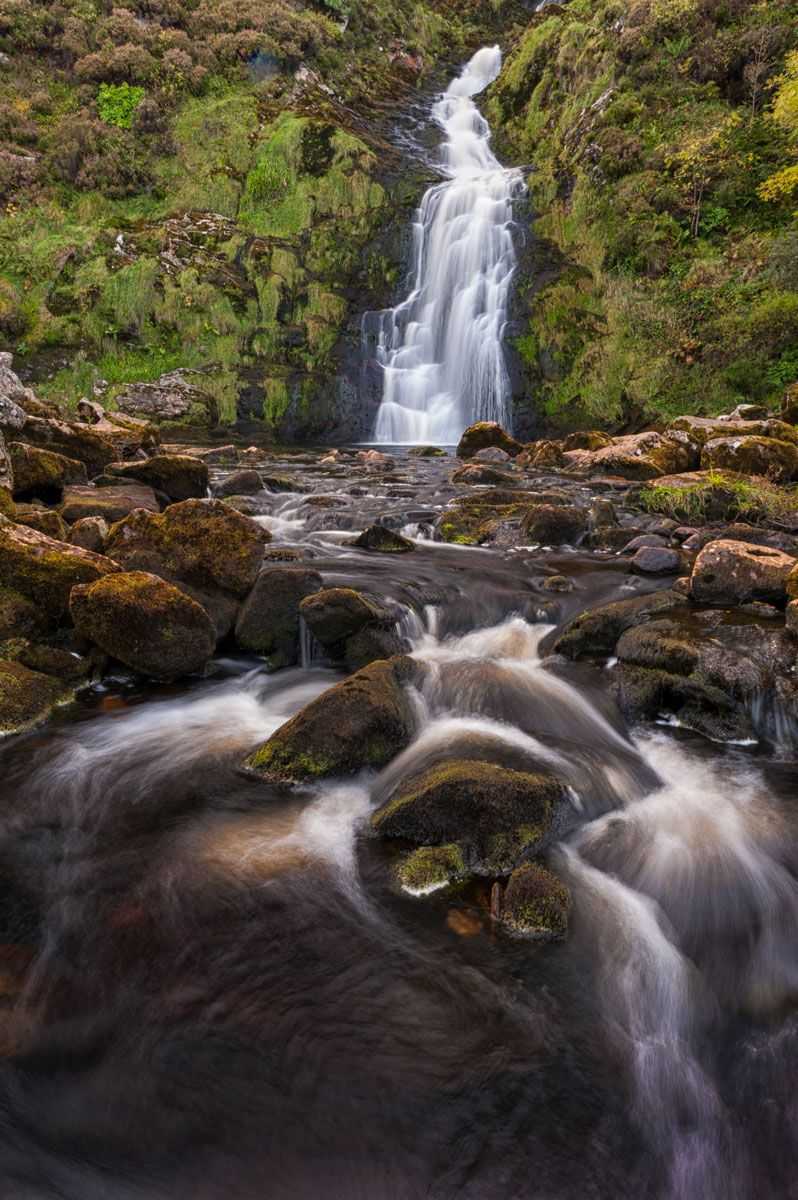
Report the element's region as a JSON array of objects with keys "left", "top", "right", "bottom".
[{"left": 489, "top": 0, "right": 798, "bottom": 431}]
